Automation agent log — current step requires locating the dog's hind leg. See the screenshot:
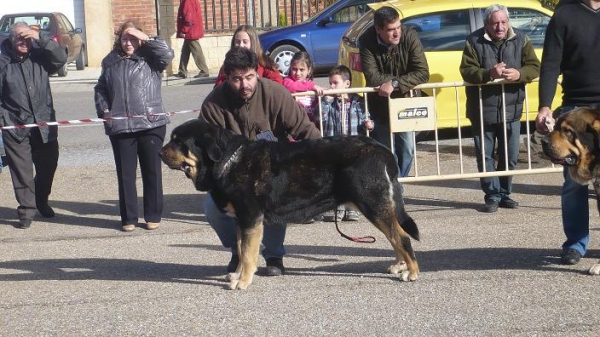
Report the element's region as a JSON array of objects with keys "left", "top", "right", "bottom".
[
  {"left": 376, "top": 215, "right": 419, "bottom": 281},
  {"left": 229, "top": 219, "right": 263, "bottom": 290},
  {"left": 362, "top": 203, "right": 419, "bottom": 282}
]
